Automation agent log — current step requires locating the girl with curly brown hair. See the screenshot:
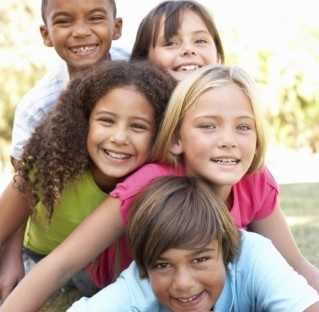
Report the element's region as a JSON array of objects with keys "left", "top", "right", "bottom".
[{"left": 0, "top": 60, "right": 175, "bottom": 310}]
